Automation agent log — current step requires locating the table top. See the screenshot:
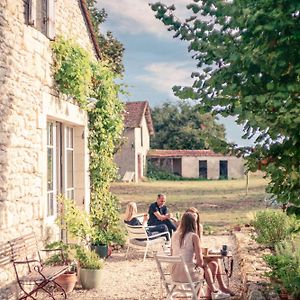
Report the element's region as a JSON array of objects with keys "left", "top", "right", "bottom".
[{"left": 203, "top": 251, "right": 233, "bottom": 258}]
